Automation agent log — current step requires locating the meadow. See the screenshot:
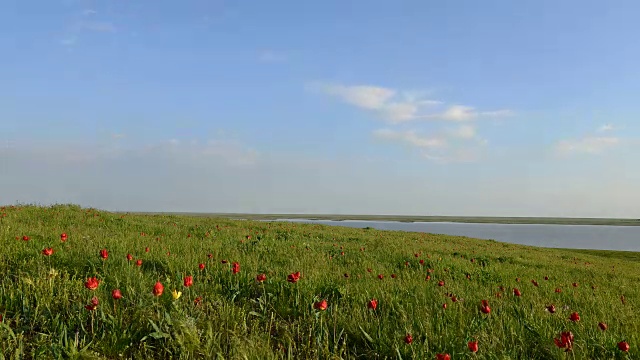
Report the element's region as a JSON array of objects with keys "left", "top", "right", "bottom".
[{"left": 0, "top": 204, "right": 637, "bottom": 359}]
